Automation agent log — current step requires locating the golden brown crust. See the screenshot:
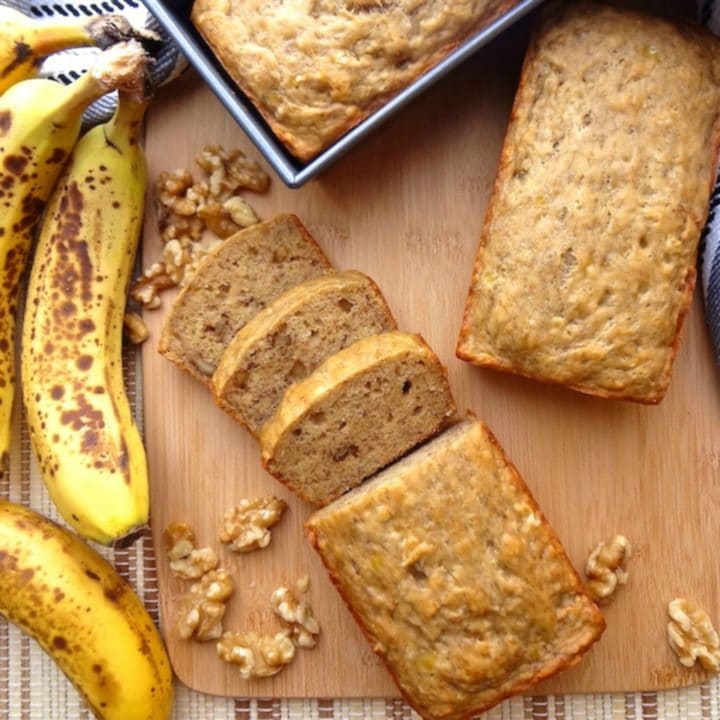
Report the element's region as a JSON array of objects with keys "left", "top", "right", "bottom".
[
  {"left": 191, "top": 0, "right": 524, "bottom": 160},
  {"left": 306, "top": 417, "right": 604, "bottom": 720},
  {"left": 456, "top": 3, "right": 720, "bottom": 404}
]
